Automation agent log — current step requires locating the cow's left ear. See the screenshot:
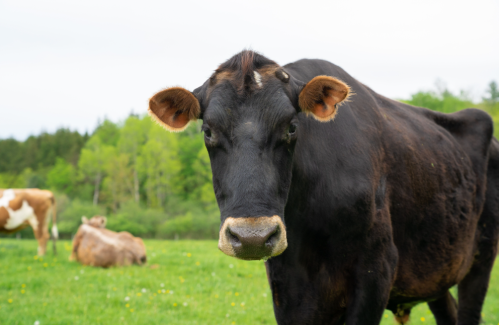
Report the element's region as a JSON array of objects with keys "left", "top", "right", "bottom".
[
  {"left": 149, "top": 87, "right": 201, "bottom": 132},
  {"left": 101, "top": 217, "right": 107, "bottom": 228},
  {"left": 298, "top": 76, "right": 351, "bottom": 122},
  {"left": 82, "top": 216, "right": 89, "bottom": 224}
]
